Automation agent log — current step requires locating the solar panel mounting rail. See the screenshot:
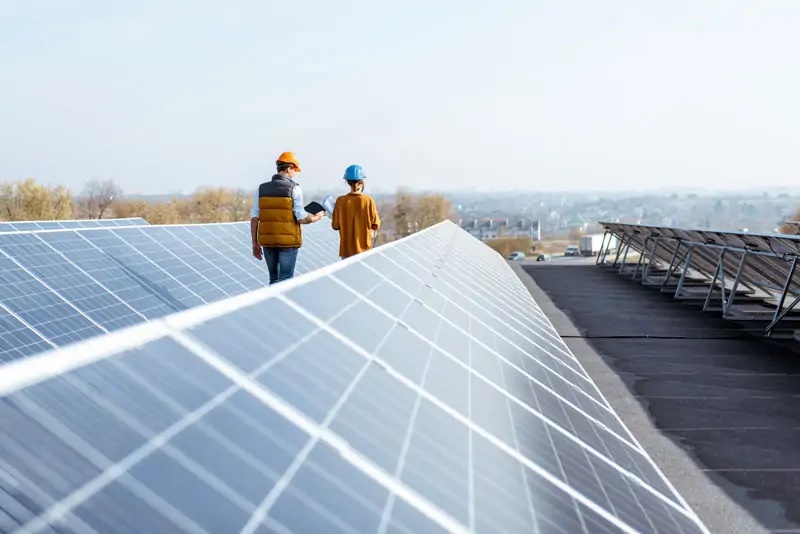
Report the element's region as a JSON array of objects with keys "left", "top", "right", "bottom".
[{"left": 597, "top": 221, "right": 800, "bottom": 338}]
